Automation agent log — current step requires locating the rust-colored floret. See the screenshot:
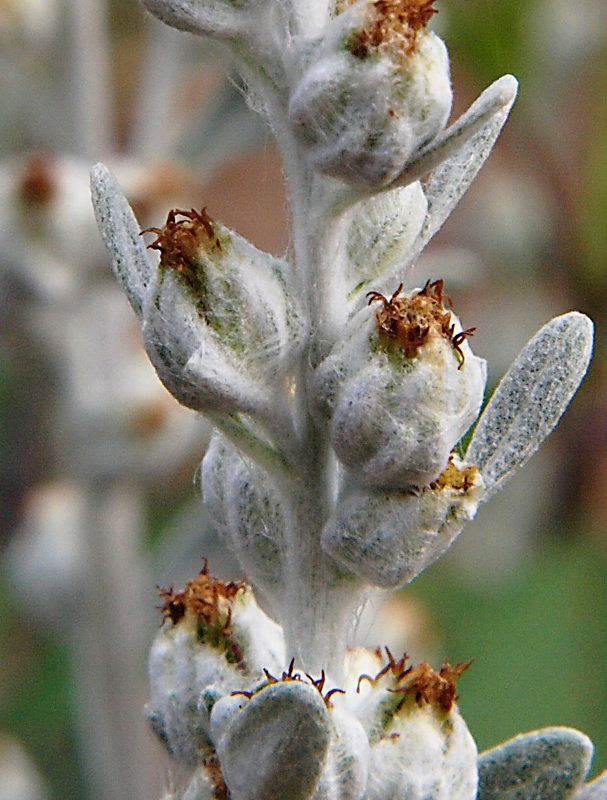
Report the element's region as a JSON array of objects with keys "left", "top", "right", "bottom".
[
  {"left": 428, "top": 453, "right": 479, "bottom": 494},
  {"left": 158, "top": 559, "right": 241, "bottom": 625},
  {"left": 349, "top": 0, "right": 438, "bottom": 59},
  {"left": 234, "top": 660, "right": 345, "bottom": 708},
  {"left": 157, "top": 560, "right": 245, "bottom": 667},
  {"left": 140, "top": 207, "right": 221, "bottom": 290},
  {"left": 203, "top": 754, "right": 230, "bottom": 800},
  {"left": 367, "top": 279, "right": 475, "bottom": 368},
  {"left": 358, "top": 647, "right": 472, "bottom": 712}
]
